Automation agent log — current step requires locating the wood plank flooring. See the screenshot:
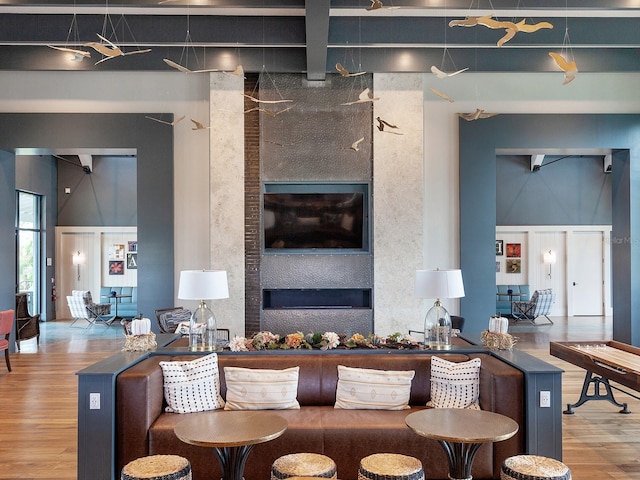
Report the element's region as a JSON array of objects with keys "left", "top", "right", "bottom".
[{"left": 1, "top": 317, "right": 639, "bottom": 479}]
